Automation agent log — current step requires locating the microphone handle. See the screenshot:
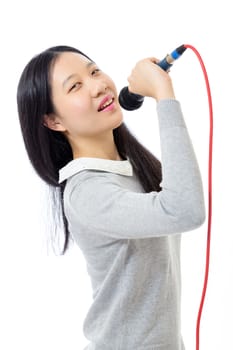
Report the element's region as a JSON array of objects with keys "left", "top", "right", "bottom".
[{"left": 119, "top": 45, "right": 186, "bottom": 110}]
